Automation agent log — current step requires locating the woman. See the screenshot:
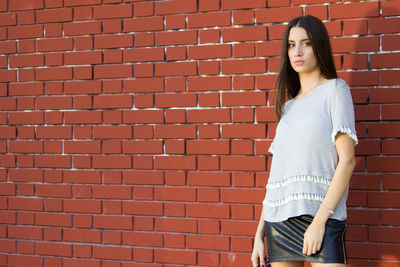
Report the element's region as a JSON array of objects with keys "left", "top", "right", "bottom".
[{"left": 251, "top": 15, "right": 358, "bottom": 267}]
